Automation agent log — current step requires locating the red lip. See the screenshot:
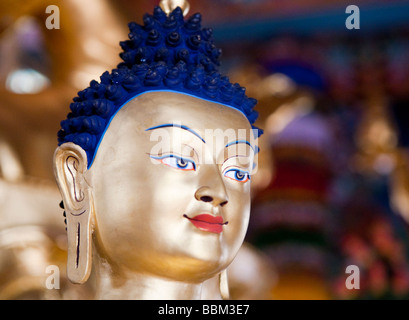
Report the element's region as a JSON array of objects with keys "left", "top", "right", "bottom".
[{"left": 184, "top": 214, "right": 227, "bottom": 234}]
